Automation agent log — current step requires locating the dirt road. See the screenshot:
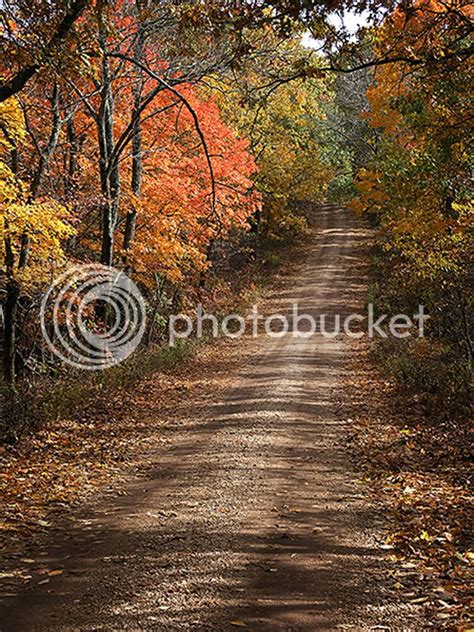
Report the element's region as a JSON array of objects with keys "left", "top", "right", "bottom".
[{"left": 1, "top": 206, "right": 397, "bottom": 630}]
